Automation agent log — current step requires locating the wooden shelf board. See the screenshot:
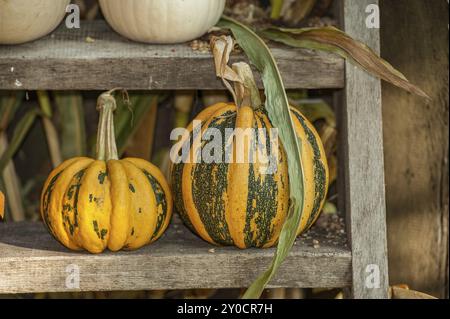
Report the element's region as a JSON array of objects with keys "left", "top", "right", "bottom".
[
  {"left": 0, "top": 221, "right": 350, "bottom": 294},
  {"left": 0, "top": 21, "right": 345, "bottom": 90}
]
